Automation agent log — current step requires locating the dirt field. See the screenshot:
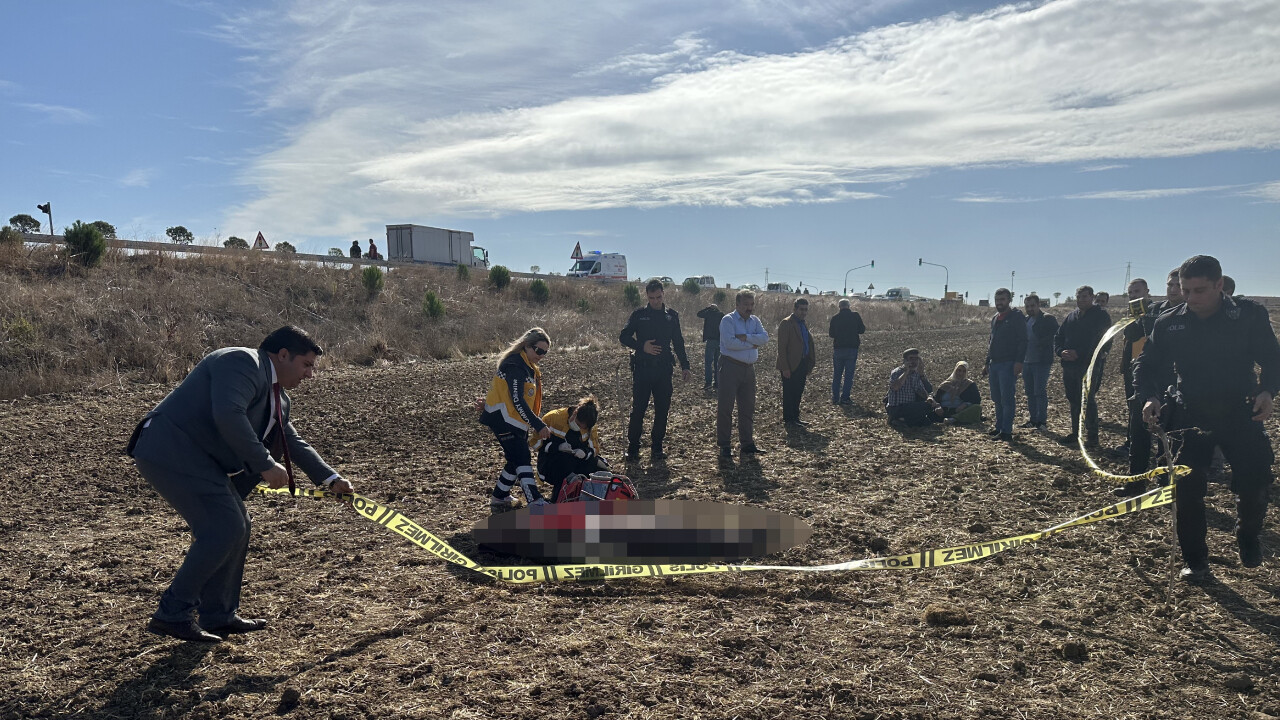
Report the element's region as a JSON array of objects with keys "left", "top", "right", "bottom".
[{"left": 4, "top": 323, "right": 1280, "bottom": 720}]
